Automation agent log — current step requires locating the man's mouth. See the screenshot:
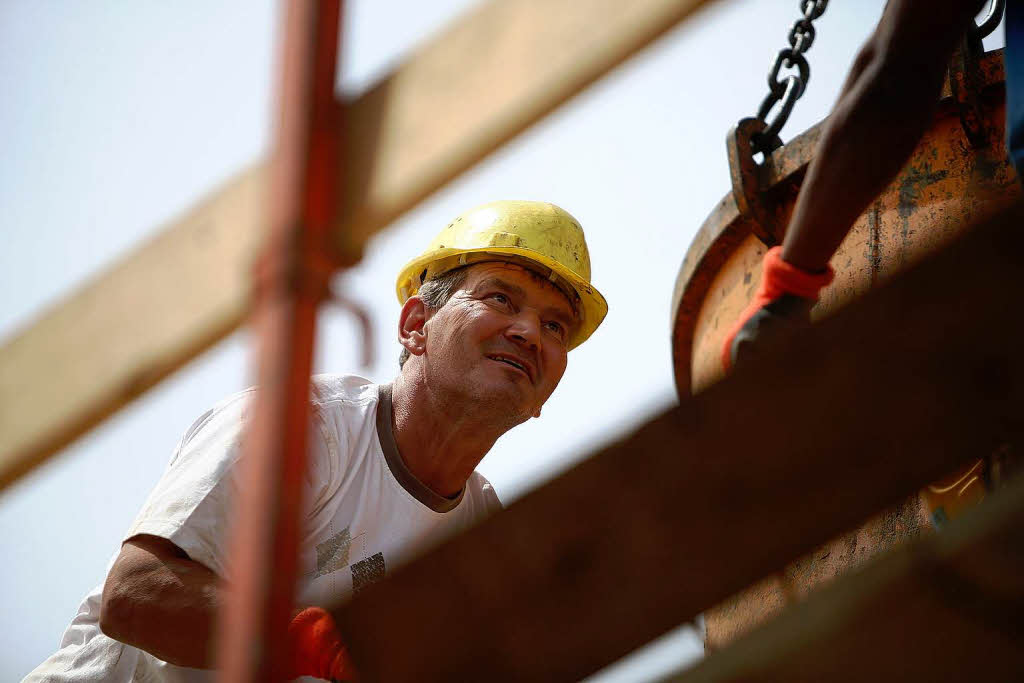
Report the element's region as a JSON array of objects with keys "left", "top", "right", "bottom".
[{"left": 487, "top": 354, "right": 533, "bottom": 382}]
